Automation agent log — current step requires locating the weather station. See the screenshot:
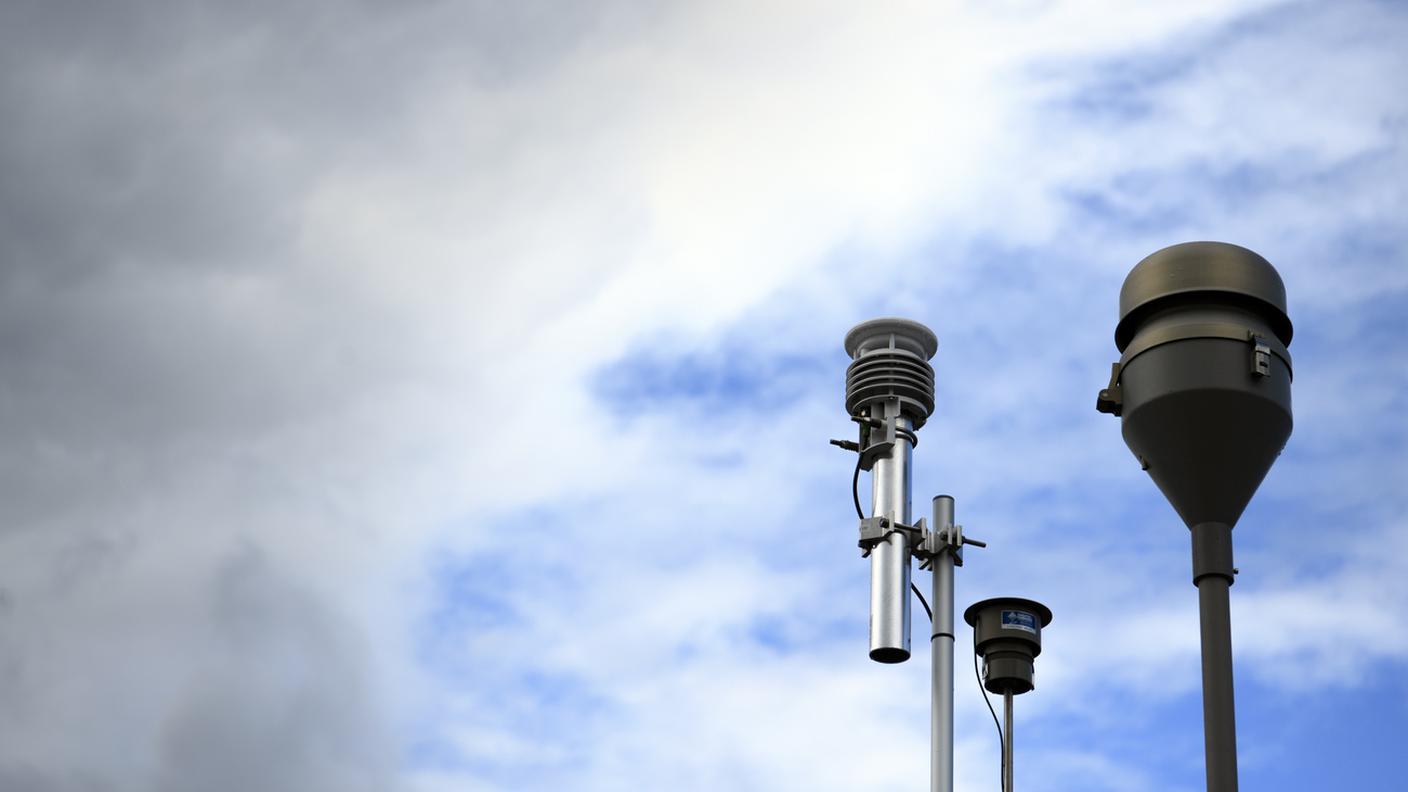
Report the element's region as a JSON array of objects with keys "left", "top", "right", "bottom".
[
  {"left": 831, "top": 318, "right": 1047, "bottom": 792},
  {"left": 827, "top": 241, "right": 1291, "bottom": 792}
]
